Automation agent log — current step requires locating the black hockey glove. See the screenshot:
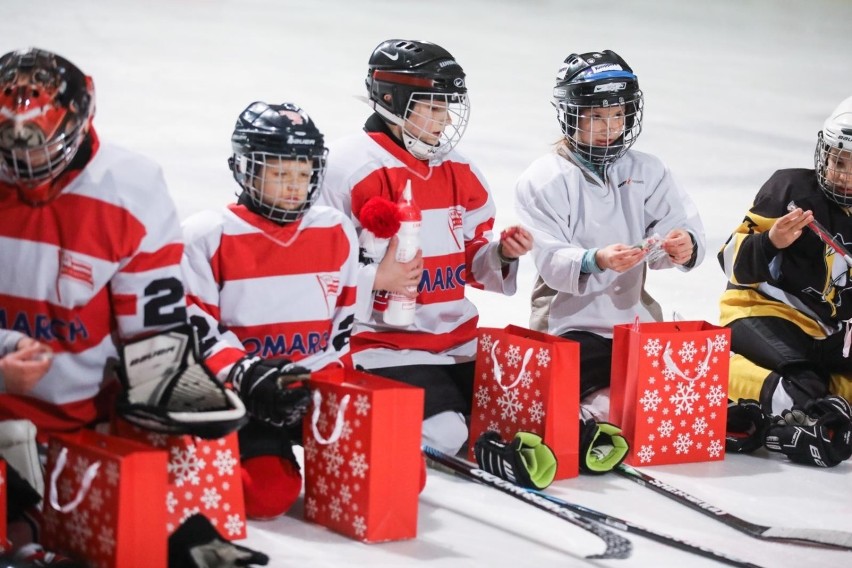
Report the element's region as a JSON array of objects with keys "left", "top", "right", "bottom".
[
  {"left": 474, "top": 431, "right": 557, "bottom": 490},
  {"left": 228, "top": 356, "right": 311, "bottom": 428},
  {"left": 725, "top": 398, "right": 770, "bottom": 454},
  {"left": 169, "top": 513, "right": 269, "bottom": 567},
  {"left": 764, "top": 395, "right": 852, "bottom": 468},
  {"left": 579, "top": 418, "right": 629, "bottom": 474}
]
